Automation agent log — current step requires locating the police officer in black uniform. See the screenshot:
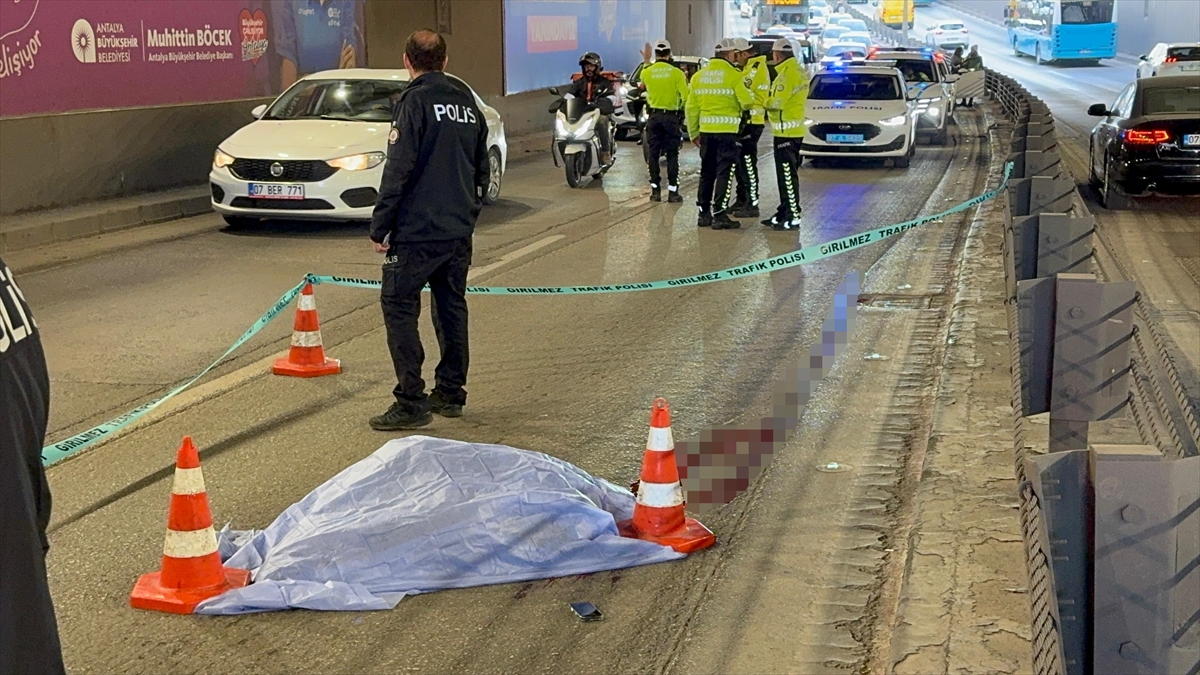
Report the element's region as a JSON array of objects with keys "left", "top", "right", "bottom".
[
  {"left": 0, "top": 257, "right": 67, "bottom": 675},
  {"left": 368, "top": 30, "right": 490, "bottom": 431}
]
